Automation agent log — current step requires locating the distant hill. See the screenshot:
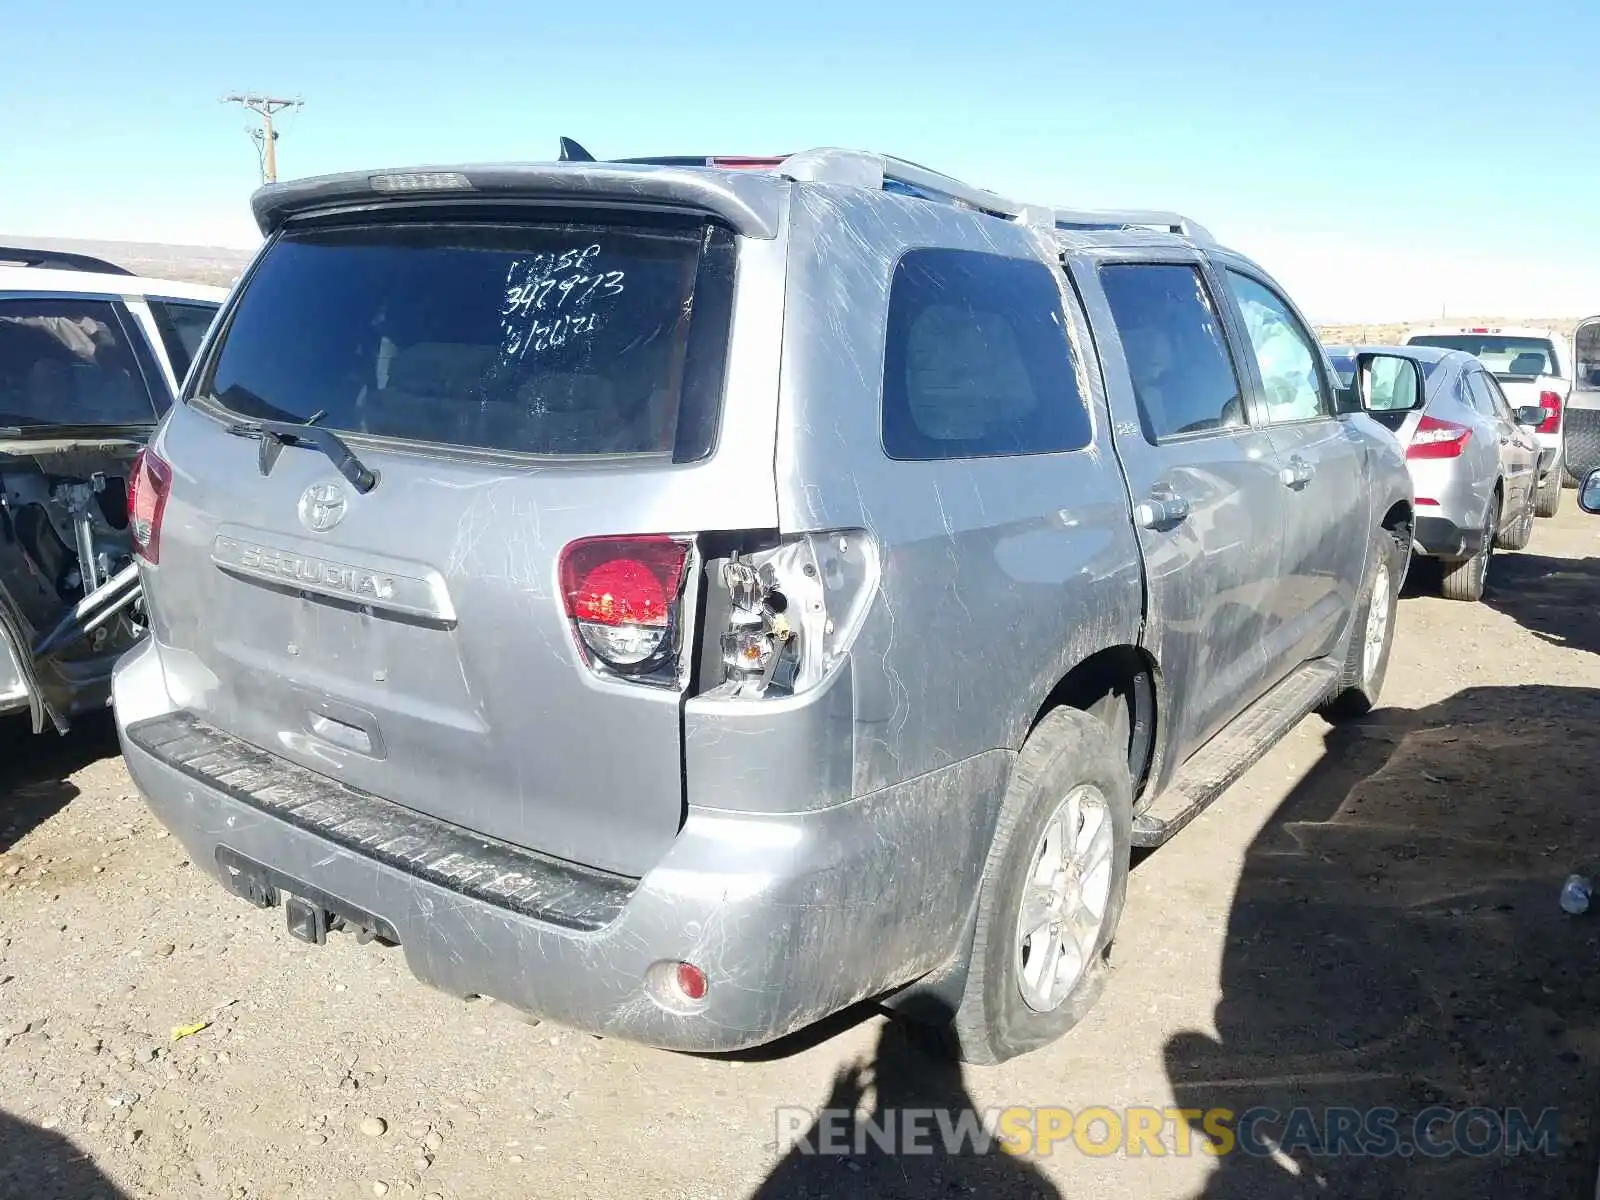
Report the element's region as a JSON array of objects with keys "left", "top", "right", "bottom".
[
  {"left": 0, "top": 234, "right": 257, "bottom": 287},
  {"left": 1316, "top": 317, "right": 1588, "bottom": 346}
]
